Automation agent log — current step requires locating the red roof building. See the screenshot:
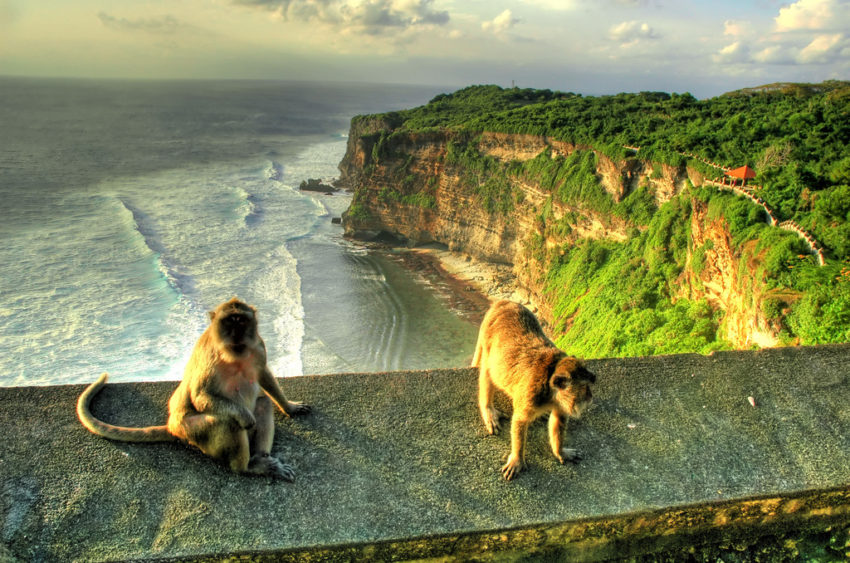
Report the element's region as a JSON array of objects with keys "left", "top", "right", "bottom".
[{"left": 727, "top": 165, "right": 756, "bottom": 186}]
